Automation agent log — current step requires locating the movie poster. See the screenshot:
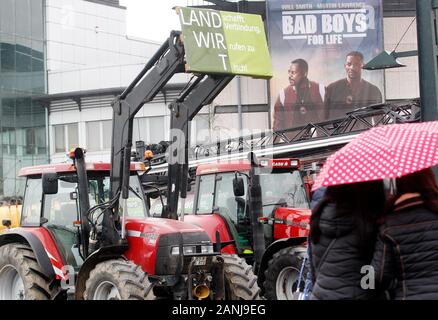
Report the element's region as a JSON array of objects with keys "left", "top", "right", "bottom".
[{"left": 267, "top": 0, "right": 384, "bottom": 132}]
